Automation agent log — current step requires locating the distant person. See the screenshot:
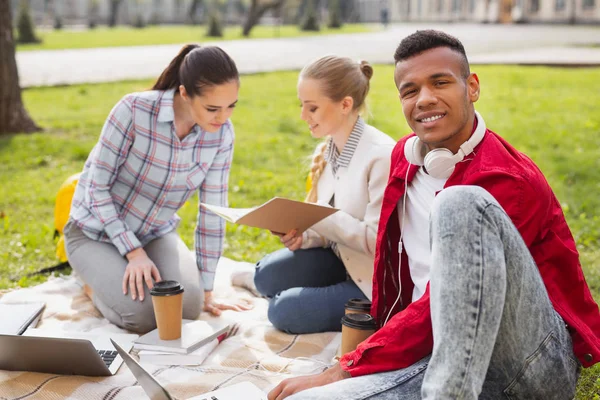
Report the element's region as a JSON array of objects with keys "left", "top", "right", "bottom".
[
  {"left": 65, "top": 44, "right": 251, "bottom": 333},
  {"left": 380, "top": 0, "right": 390, "bottom": 28},
  {"left": 233, "top": 55, "right": 395, "bottom": 334},
  {"left": 268, "top": 29, "right": 600, "bottom": 400}
]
